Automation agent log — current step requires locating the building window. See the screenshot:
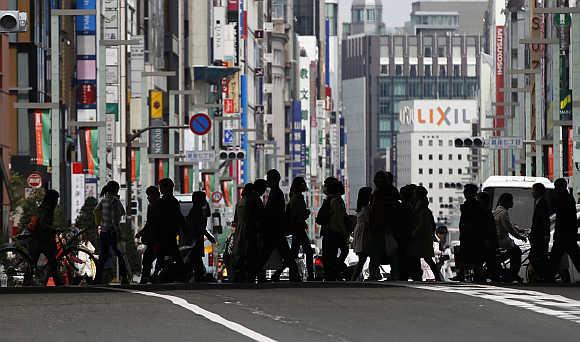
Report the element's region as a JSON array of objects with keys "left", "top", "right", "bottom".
[
  {"left": 439, "top": 65, "right": 447, "bottom": 77},
  {"left": 467, "top": 64, "right": 476, "bottom": 77},
  {"left": 367, "top": 9, "right": 376, "bottom": 21},
  {"left": 379, "top": 119, "right": 389, "bottom": 131},
  {"left": 395, "top": 64, "right": 403, "bottom": 76},
  {"left": 410, "top": 64, "right": 417, "bottom": 77},
  {"left": 429, "top": 183, "right": 433, "bottom": 189},
  {"left": 438, "top": 155, "right": 443, "bottom": 161},
  {"left": 429, "top": 169, "right": 433, "bottom": 175},
  {"left": 419, "top": 140, "right": 423, "bottom": 146},
  {"left": 353, "top": 9, "right": 364, "bottom": 22},
  {"left": 419, "top": 168, "right": 423, "bottom": 175},
  {"left": 449, "top": 168, "right": 453, "bottom": 175},
  {"left": 439, "top": 183, "right": 443, "bottom": 189},
  {"left": 381, "top": 64, "right": 389, "bottom": 75},
  {"left": 453, "top": 64, "right": 461, "bottom": 77},
  {"left": 425, "top": 65, "right": 432, "bottom": 77},
  {"left": 428, "top": 140, "right": 433, "bottom": 146},
  {"left": 458, "top": 154, "right": 462, "bottom": 160},
  {"left": 379, "top": 137, "right": 389, "bottom": 149},
  {"left": 458, "top": 168, "right": 463, "bottom": 175},
  {"left": 439, "top": 169, "right": 443, "bottom": 174},
  {"left": 448, "top": 140, "right": 453, "bottom": 146},
  {"left": 438, "top": 140, "right": 443, "bottom": 146},
  {"left": 429, "top": 154, "right": 433, "bottom": 160},
  {"left": 449, "top": 154, "right": 453, "bottom": 160},
  {"left": 449, "top": 197, "right": 454, "bottom": 203},
  {"left": 439, "top": 197, "right": 443, "bottom": 203},
  {"left": 429, "top": 197, "right": 433, "bottom": 203},
  {"left": 424, "top": 47, "right": 432, "bottom": 57},
  {"left": 419, "top": 154, "right": 423, "bottom": 160}
]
